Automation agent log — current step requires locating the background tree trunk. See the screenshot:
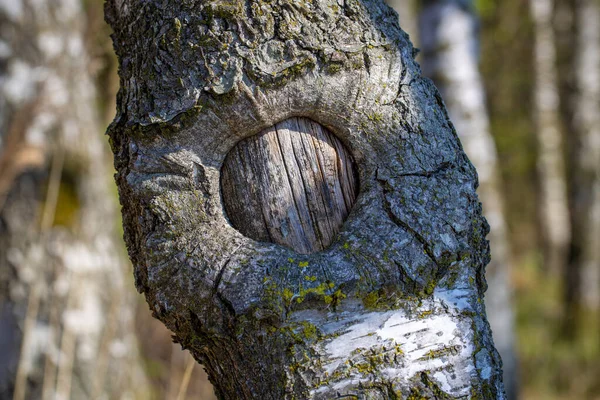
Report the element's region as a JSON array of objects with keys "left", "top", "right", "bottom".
[
  {"left": 530, "top": 0, "right": 571, "bottom": 275},
  {"left": 418, "top": 1, "right": 518, "bottom": 398},
  {"left": 106, "top": 0, "right": 505, "bottom": 398},
  {"left": 559, "top": 0, "right": 600, "bottom": 337},
  {"left": 0, "top": 1, "right": 147, "bottom": 398}
]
